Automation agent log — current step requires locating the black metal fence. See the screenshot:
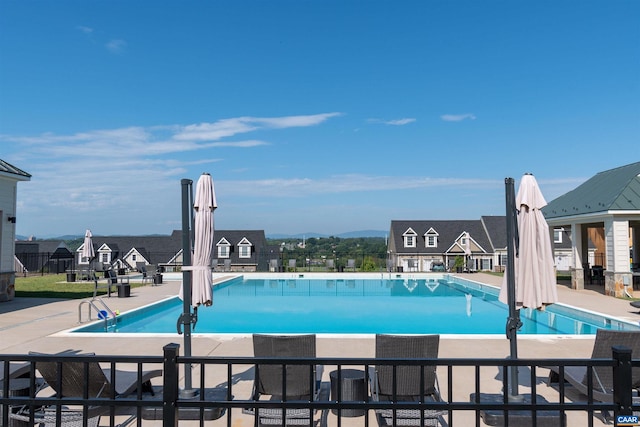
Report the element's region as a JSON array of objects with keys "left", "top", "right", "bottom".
[{"left": 1, "top": 344, "right": 638, "bottom": 427}]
